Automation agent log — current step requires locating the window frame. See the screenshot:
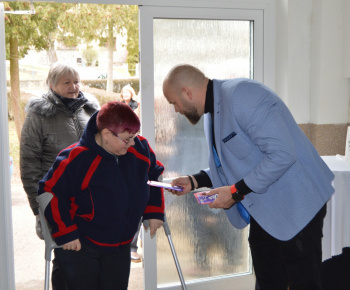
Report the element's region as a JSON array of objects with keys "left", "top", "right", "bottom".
[{"left": 139, "top": 3, "right": 275, "bottom": 289}]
